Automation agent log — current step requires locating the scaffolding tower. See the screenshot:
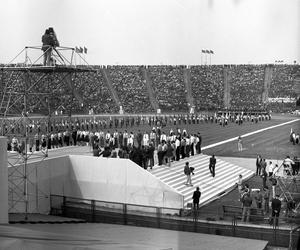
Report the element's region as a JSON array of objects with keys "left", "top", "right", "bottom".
[
  {"left": 275, "top": 163, "right": 300, "bottom": 216},
  {"left": 0, "top": 46, "right": 95, "bottom": 219}
]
